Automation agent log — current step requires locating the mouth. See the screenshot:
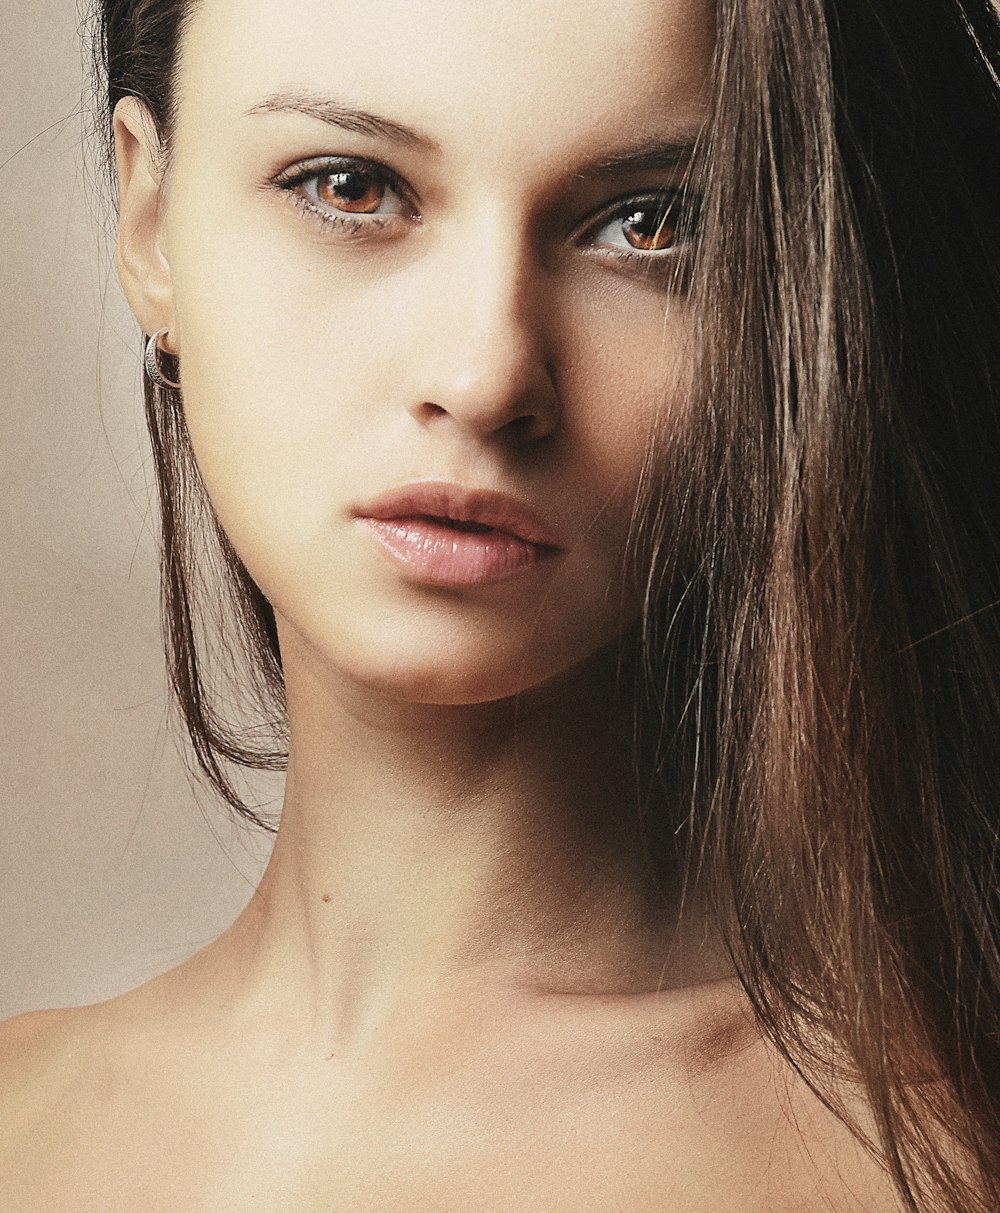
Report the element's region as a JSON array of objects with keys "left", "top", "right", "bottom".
[
  {"left": 417, "top": 515, "right": 500, "bottom": 534},
  {"left": 353, "top": 483, "right": 564, "bottom": 587}
]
